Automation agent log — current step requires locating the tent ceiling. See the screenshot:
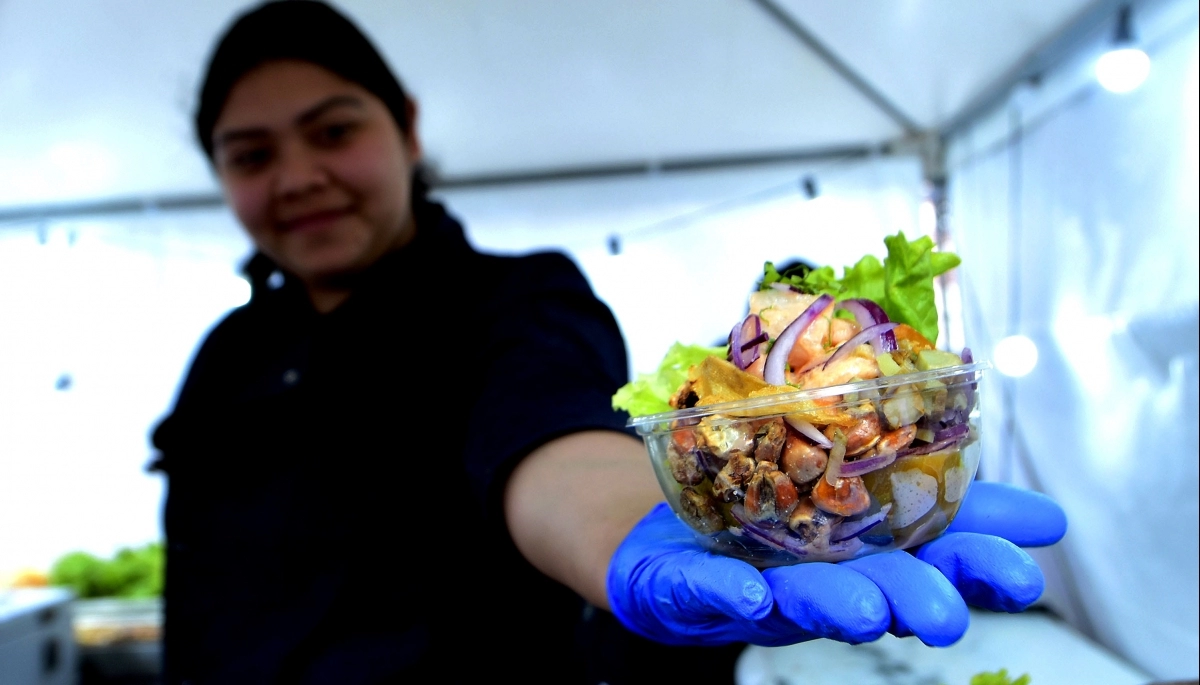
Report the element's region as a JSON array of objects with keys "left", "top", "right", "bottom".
[{"left": 0, "top": 0, "right": 1102, "bottom": 210}]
